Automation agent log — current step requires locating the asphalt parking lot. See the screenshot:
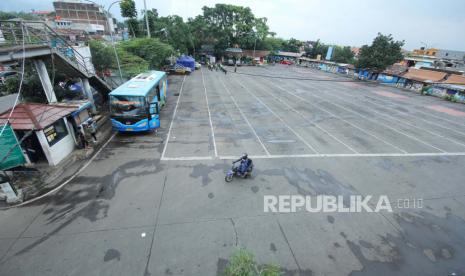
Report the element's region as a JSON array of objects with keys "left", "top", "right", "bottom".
[{"left": 1, "top": 65, "right": 465, "bottom": 276}]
